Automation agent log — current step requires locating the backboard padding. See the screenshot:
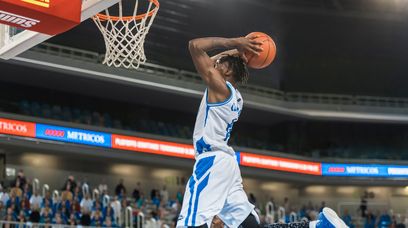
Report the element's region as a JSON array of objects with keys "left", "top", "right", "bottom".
[{"left": 0, "top": 0, "right": 120, "bottom": 60}]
